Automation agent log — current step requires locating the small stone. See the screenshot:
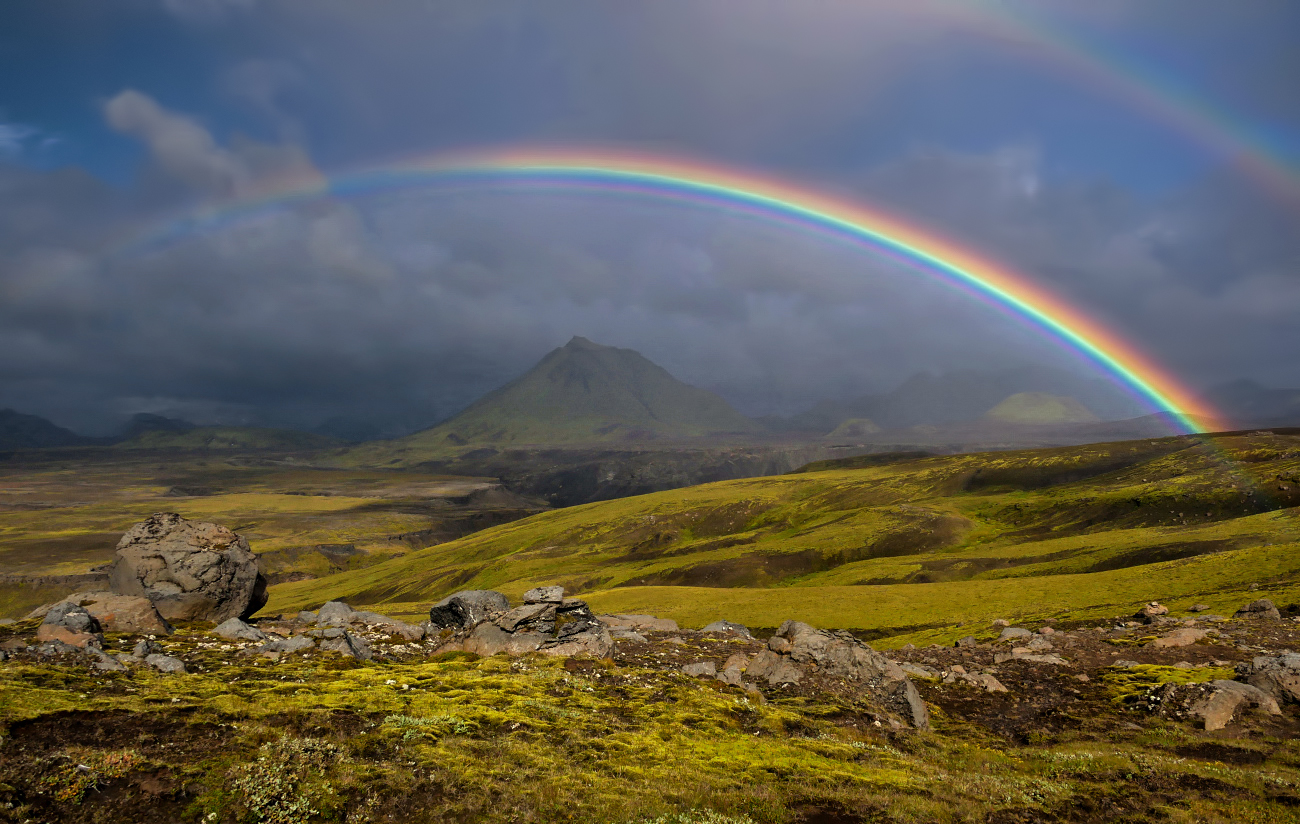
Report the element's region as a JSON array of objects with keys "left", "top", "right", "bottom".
[
  {"left": 954, "top": 635, "right": 977, "bottom": 648},
  {"left": 214, "top": 617, "right": 266, "bottom": 641},
  {"left": 145, "top": 653, "right": 187, "bottom": 673},
  {"left": 991, "top": 619, "right": 1010, "bottom": 628},
  {"left": 296, "top": 610, "right": 317, "bottom": 623},
  {"left": 998, "top": 627, "right": 1032, "bottom": 642},
  {"left": 131, "top": 639, "right": 162, "bottom": 659},
  {"left": 1135, "top": 603, "right": 1169, "bottom": 623},
  {"left": 1188, "top": 604, "right": 1210, "bottom": 613},
  {"left": 1038, "top": 627, "right": 1055, "bottom": 635},
  {"left": 701, "top": 620, "right": 752, "bottom": 637},
  {"left": 261, "top": 635, "right": 315, "bottom": 654},
  {"left": 682, "top": 661, "right": 718, "bottom": 678},
  {"left": 1150, "top": 628, "right": 1208, "bottom": 648},
  {"left": 768, "top": 636, "right": 793, "bottom": 654}
]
